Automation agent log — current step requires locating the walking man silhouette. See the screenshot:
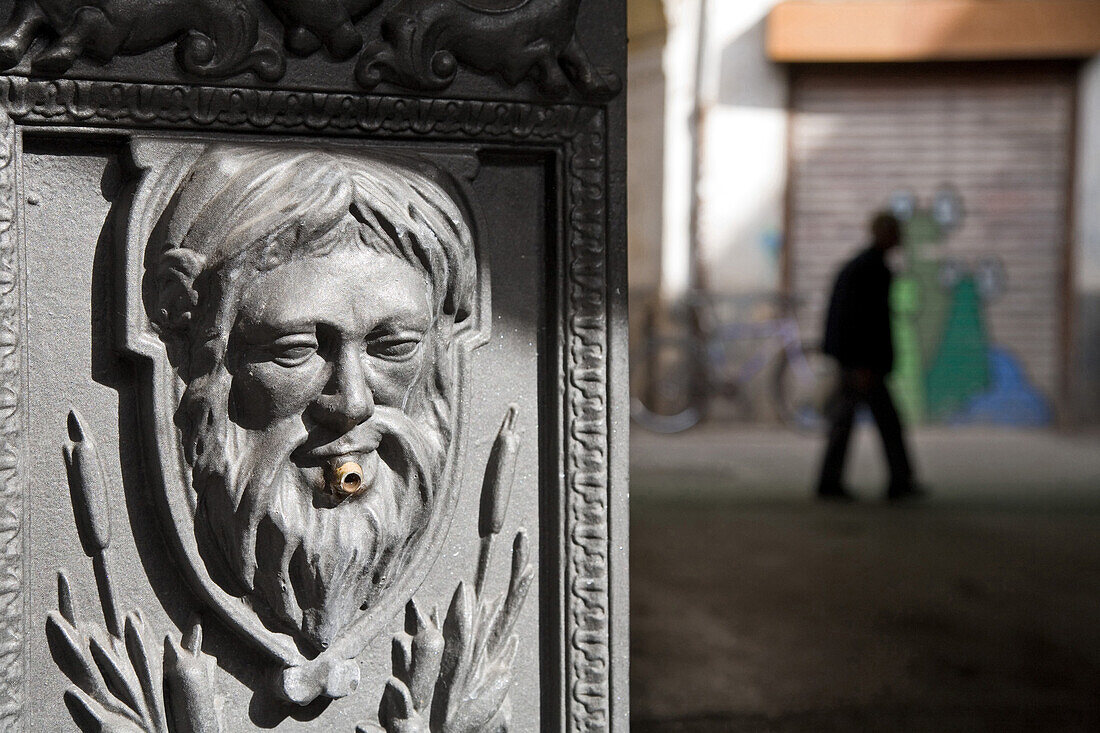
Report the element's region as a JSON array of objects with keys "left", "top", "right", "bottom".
[{"left": 816, "top": 211, "right": 921, "bottom": 501}]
